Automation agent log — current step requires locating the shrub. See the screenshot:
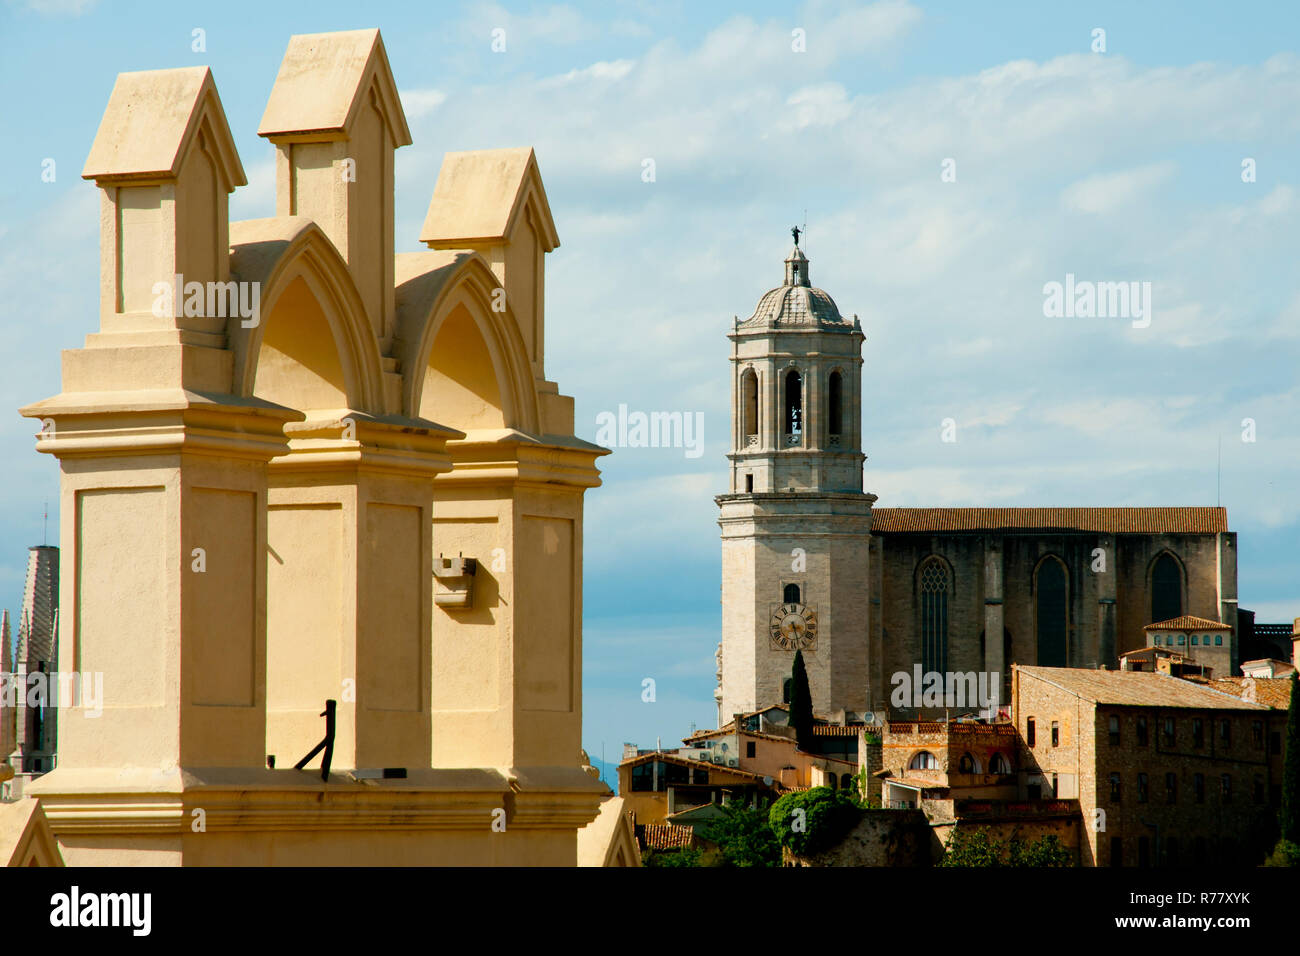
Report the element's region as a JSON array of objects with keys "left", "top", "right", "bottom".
[{"left": 769, "top": 786, "right": 863, "bottom": 856}]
